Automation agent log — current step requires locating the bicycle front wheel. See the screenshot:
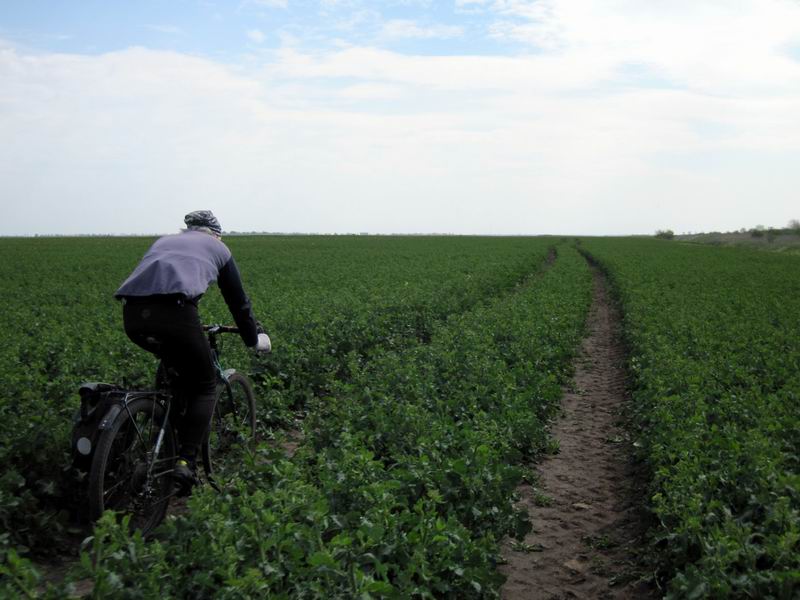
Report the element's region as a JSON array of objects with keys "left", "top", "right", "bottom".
[
  {"left": 202, "top": 372, "right": 257, "bottom": 479},
  {"left": 88, "top": 397, "right": 177, "bottom": 535}
]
